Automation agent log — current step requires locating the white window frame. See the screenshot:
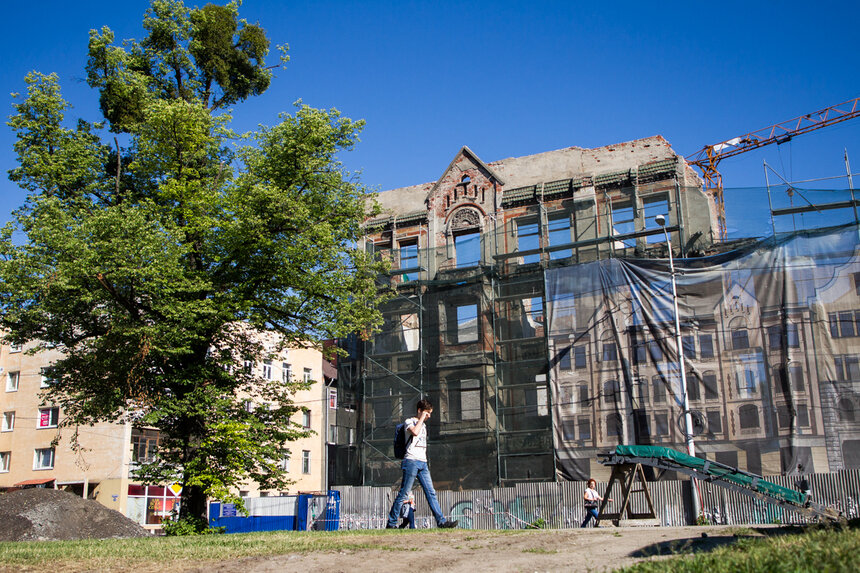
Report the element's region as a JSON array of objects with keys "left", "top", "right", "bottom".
[
  {"left": 38, "top": 407, "right": 59, "bottom": 429},
  {"left": 282, "top": 362, "right": 292, "bottom": 383},
  {"left": 34, "top": 447, "right": 55, "bottom": 470},
  {"left": 301, "top": 450, "right": 311, "bottom": 474},
  {"left": 302, "top": 410, "right": 311, "bottom": 429},
  {"left": 2, "top": 411, "right": 14, "bottom": 432},
  {"left": 280, "top": 454, "right": 291, "bottom": 472},
  {"left": 9, "top": 343, "right": 21, "bottom": 353},
  {"left": 0, "top": 451, "right": 9, "bottom": 472},
  {"left": 262, "top": 360, "right": 272, "bottom": 380},
  {"left": 303, "top": 368, "right": 312, "bottom": 383},
  {"left": 6, "top": 371, "right": 20, "bottom": 392}
]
